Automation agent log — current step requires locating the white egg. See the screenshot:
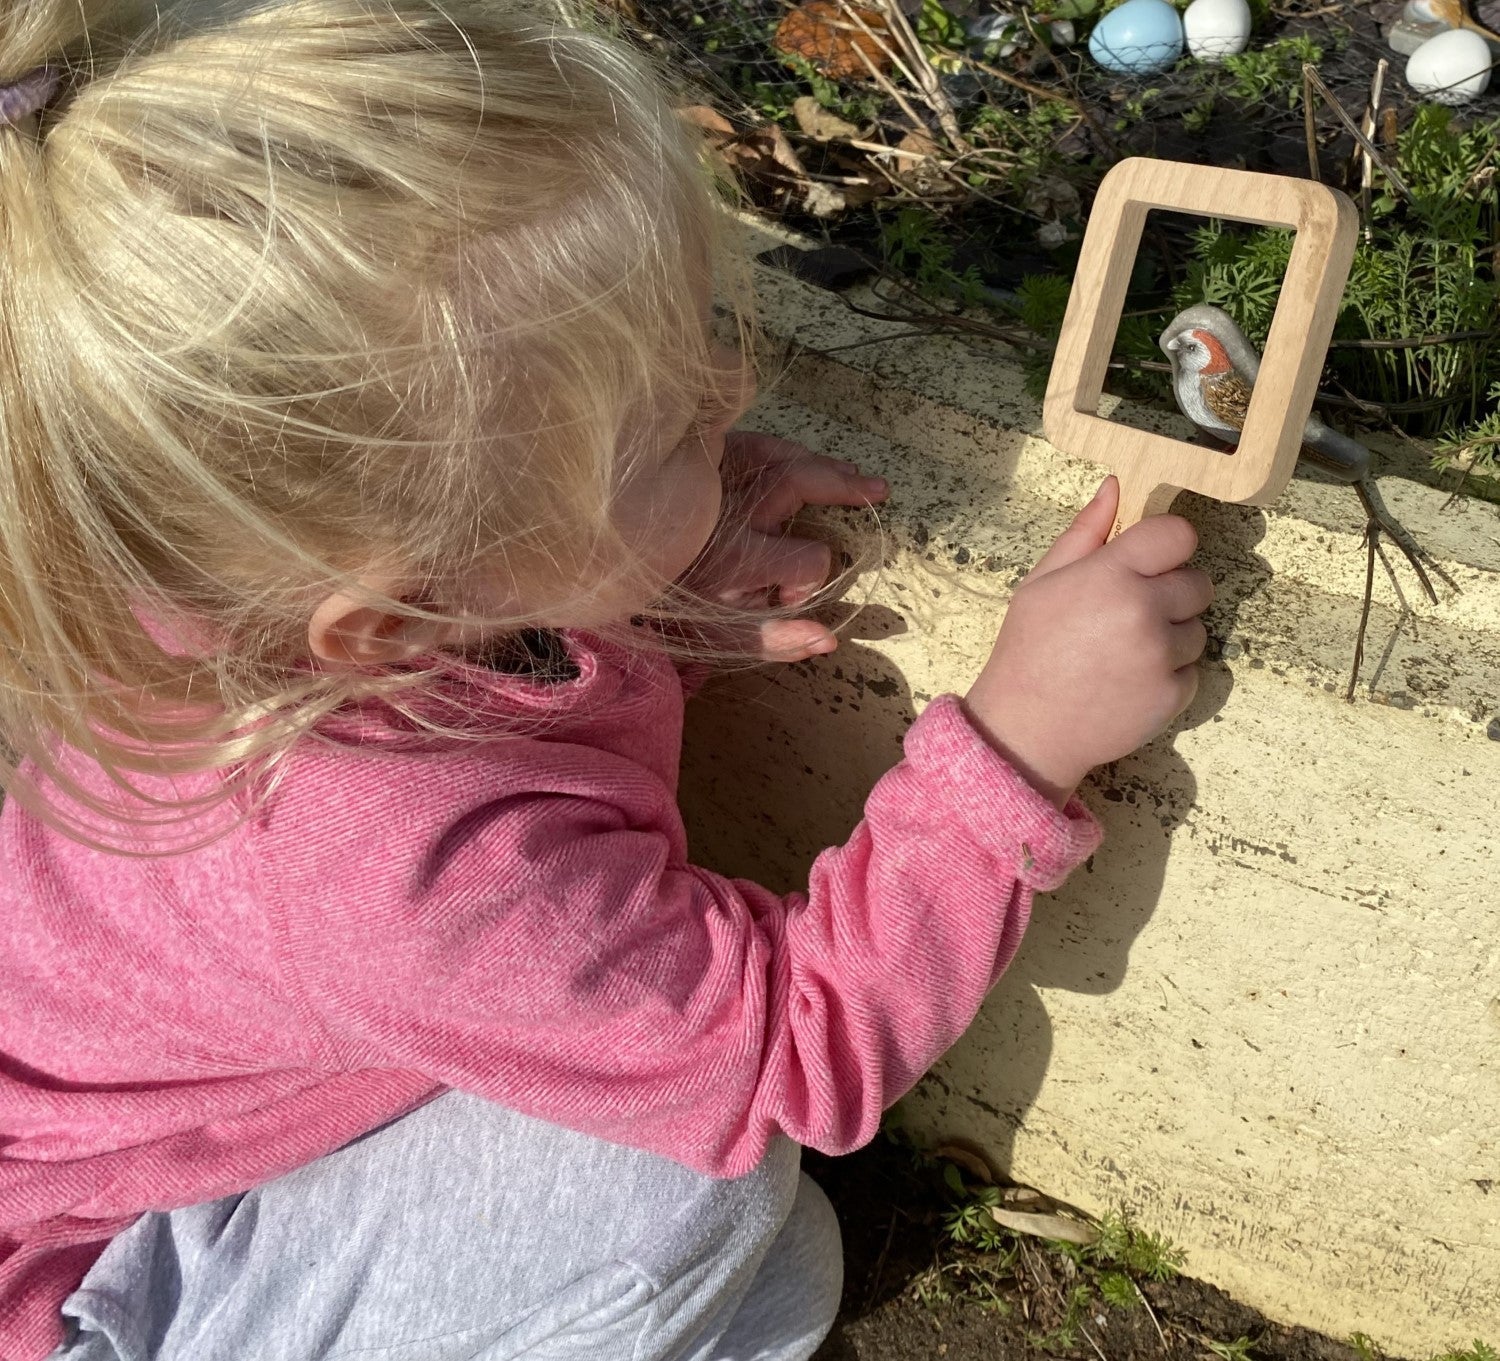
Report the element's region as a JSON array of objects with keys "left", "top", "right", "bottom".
[
  {"left": 1183, "top": 0, "right": 1252, "bottom": 60},
  {"left": 1405, "top": 27, "right": 1493, "bottom": 104}
]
